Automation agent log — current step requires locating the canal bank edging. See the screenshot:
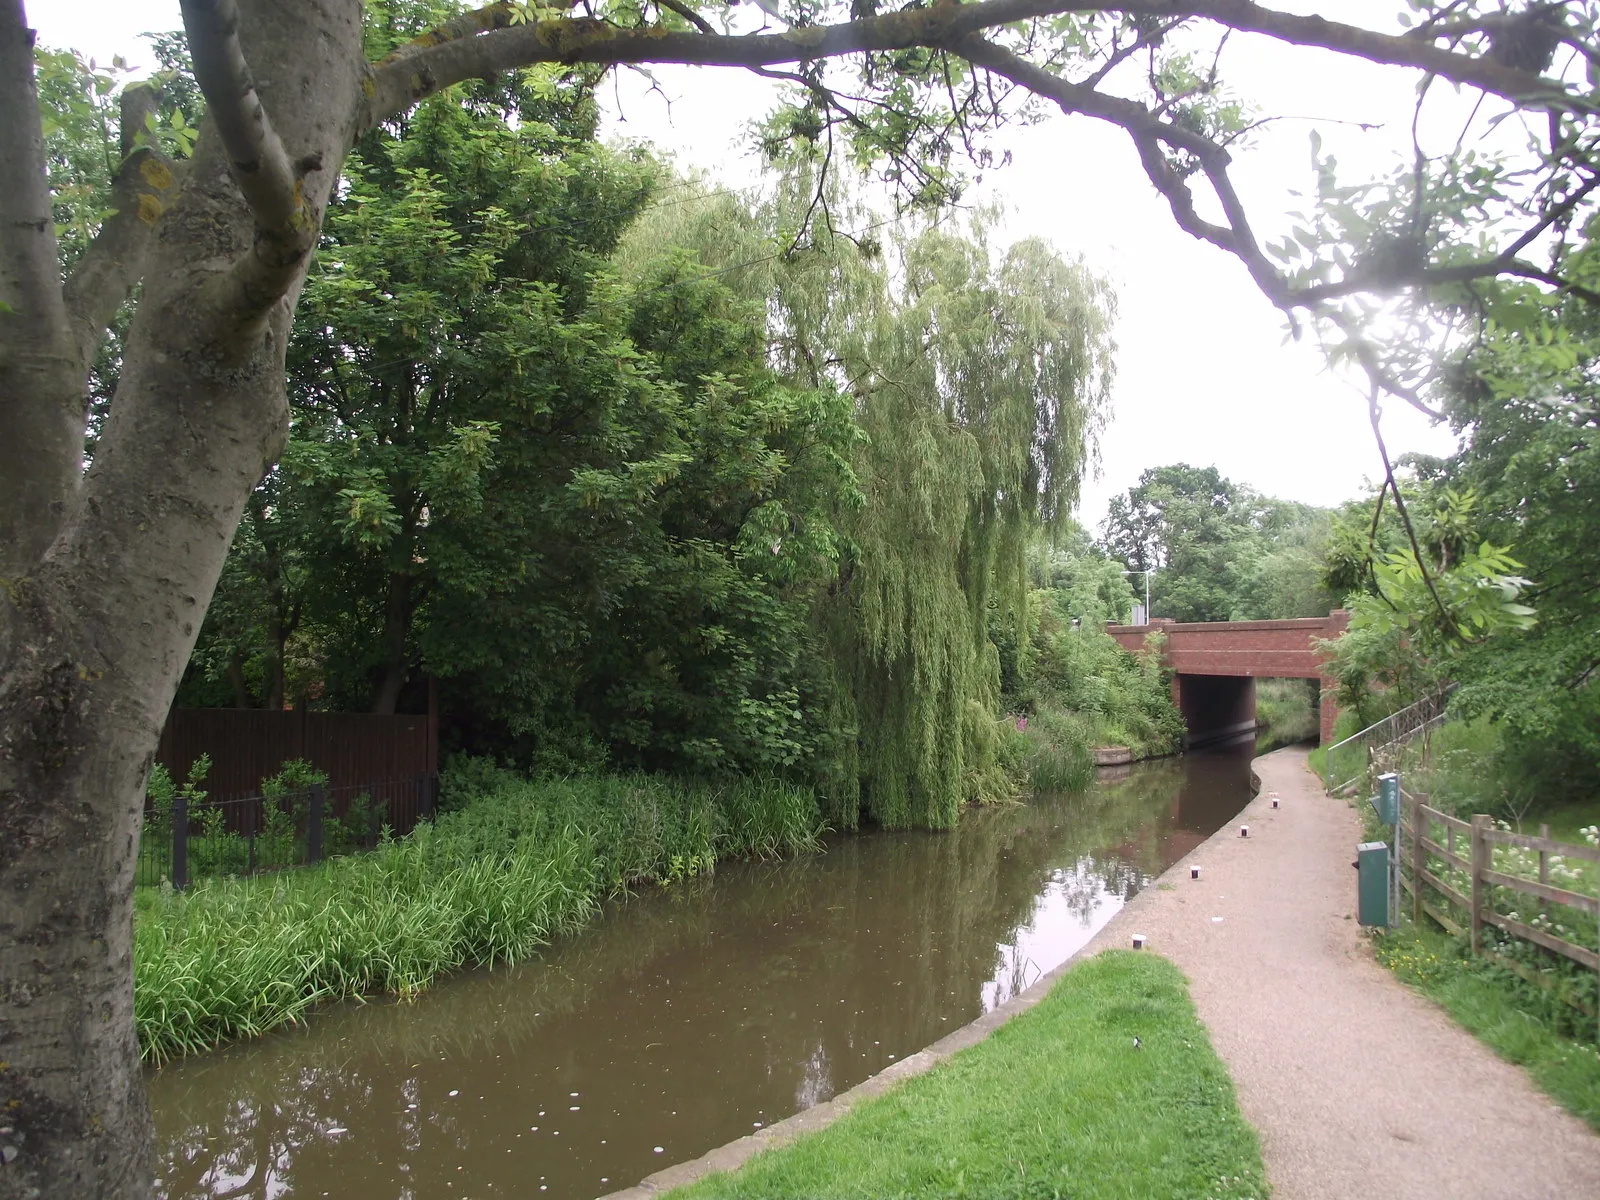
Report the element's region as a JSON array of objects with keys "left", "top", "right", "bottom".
[{"left": 598, "top": 761, "right": 1265, "bottom": 1200}]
